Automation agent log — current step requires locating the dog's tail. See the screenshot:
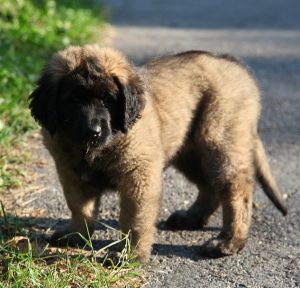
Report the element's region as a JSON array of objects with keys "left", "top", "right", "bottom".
[{"left": 254, "top": 136, "right": 287, "bottom": 215}]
